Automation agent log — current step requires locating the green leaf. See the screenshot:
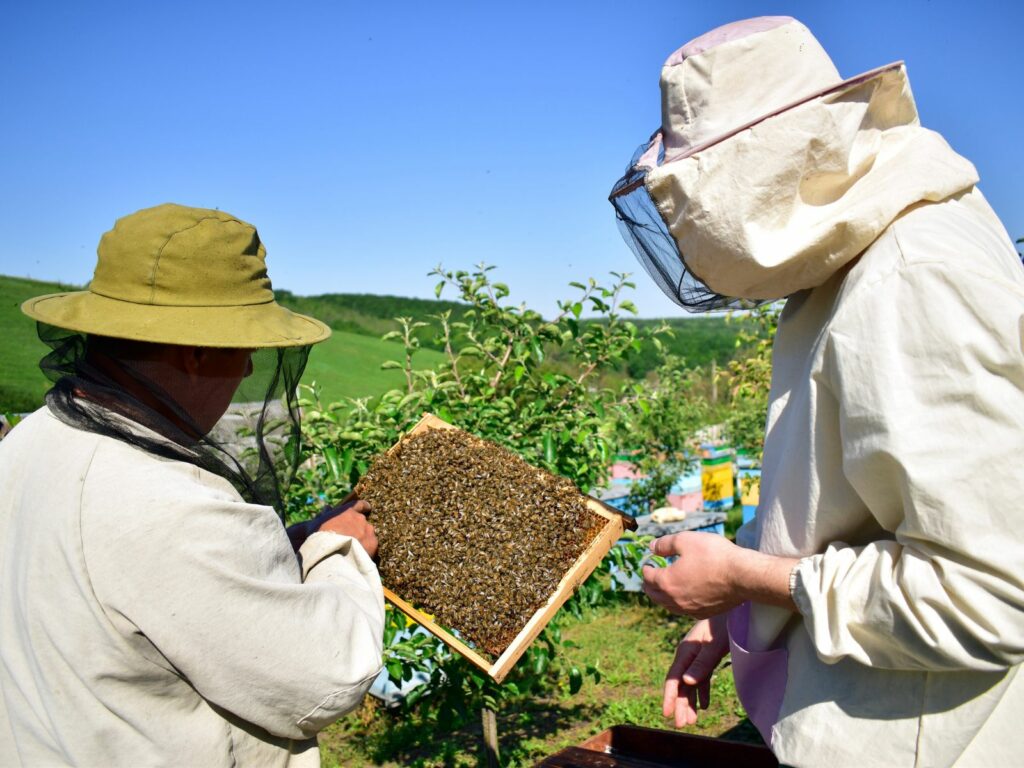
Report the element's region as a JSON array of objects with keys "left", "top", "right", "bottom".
[
  {"left": 571, "top": 301, "right": 582, "bottom": 318},
  {"left": 532, "top": 650, "right": 550, "bottom": 676},
  {"left": 531, "top": 340, "right": 544, "bottom": 364},
  {"left": 543, "top": 432, "right": 555, "bottom": 465},
  {"left": 568, "top": 666, "right": 583, "bottom": 695},
  {"left": 340, "top": 448, "right": 355, "bottom": 479},
  {"left": 405, "top": 686, "right": 425, "bottom": 706},
  {"left": 380, "top": 360, "right": 404, "bottom": 370},
  {"left": 323, "top": 446, "right": 342, "bottom": 482},
  {"left": 385, "top": 660, "right": 403, "bottom": 682},
  {"left": 397, "top": 392, "right": 420, "bottom": 410},
  {"left": 434, "top": 281, "right": 445, "bottom": 299},
  {"left": 514, "top": 364, "right": 526, "bottom": 383},
  {"left": 620, "top": 299, "right": 638, "bottom": 314}
]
